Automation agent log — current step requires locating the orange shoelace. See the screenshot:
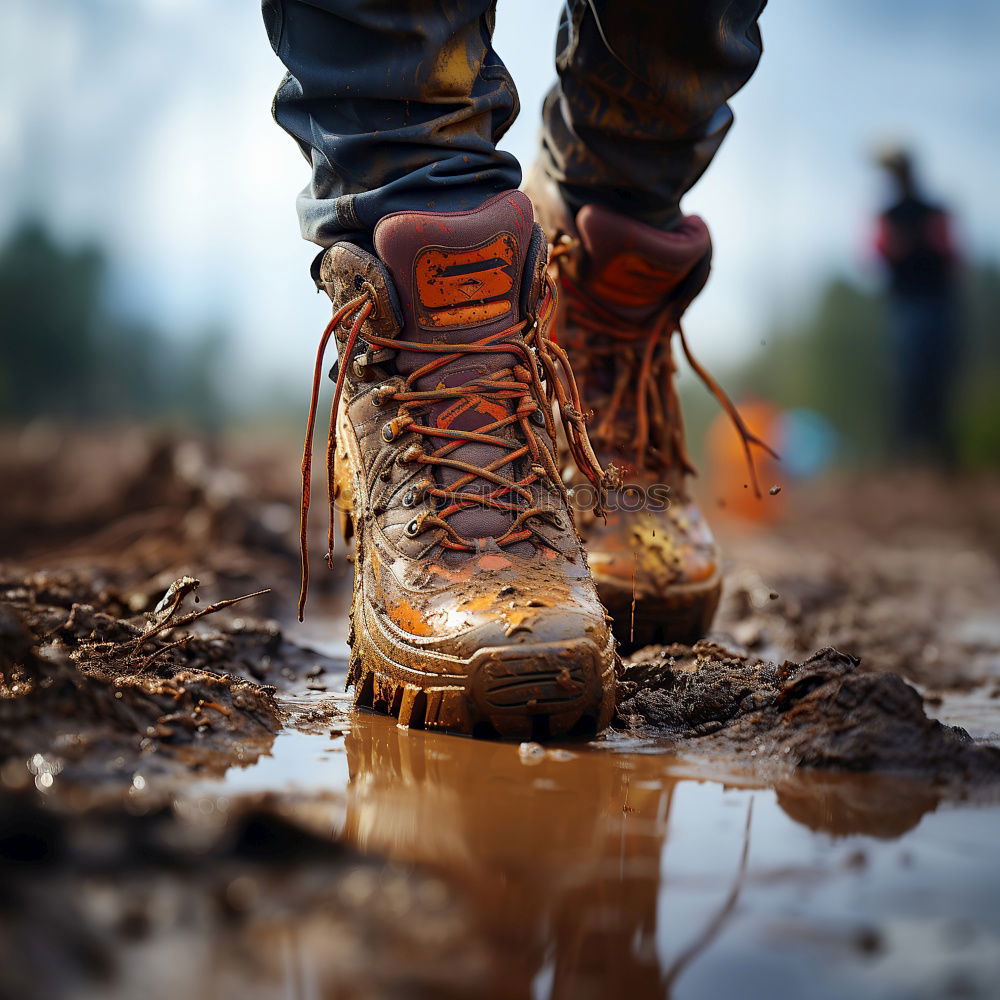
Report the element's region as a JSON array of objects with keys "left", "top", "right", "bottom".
[
  {"left": 551, "top": 237, "right": 777, "bottom": 493},
  {"left": 297, "top": 275, "right": 611, "bottom": 620}
]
